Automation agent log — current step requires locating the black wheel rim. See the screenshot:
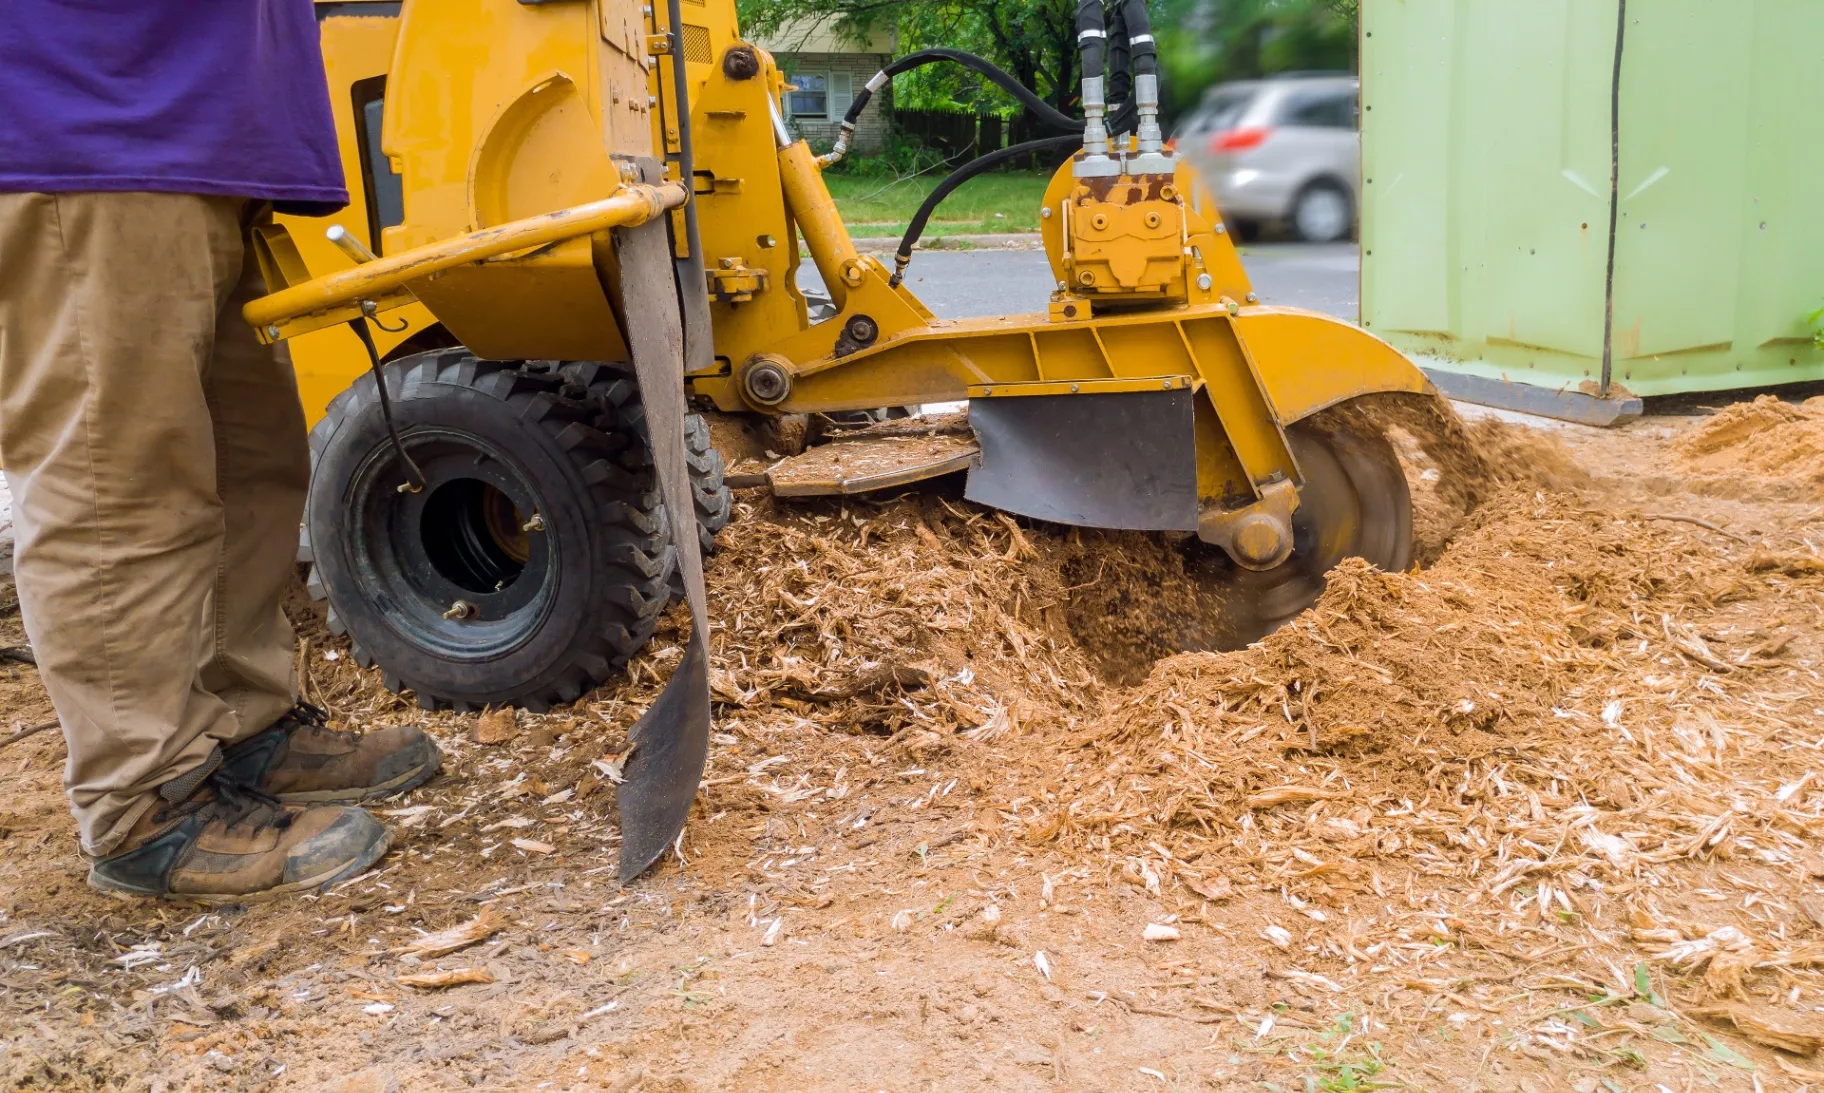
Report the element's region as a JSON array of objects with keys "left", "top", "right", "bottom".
[{"left": 347, "top": 428, "right": 559, "bottom": 661}]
